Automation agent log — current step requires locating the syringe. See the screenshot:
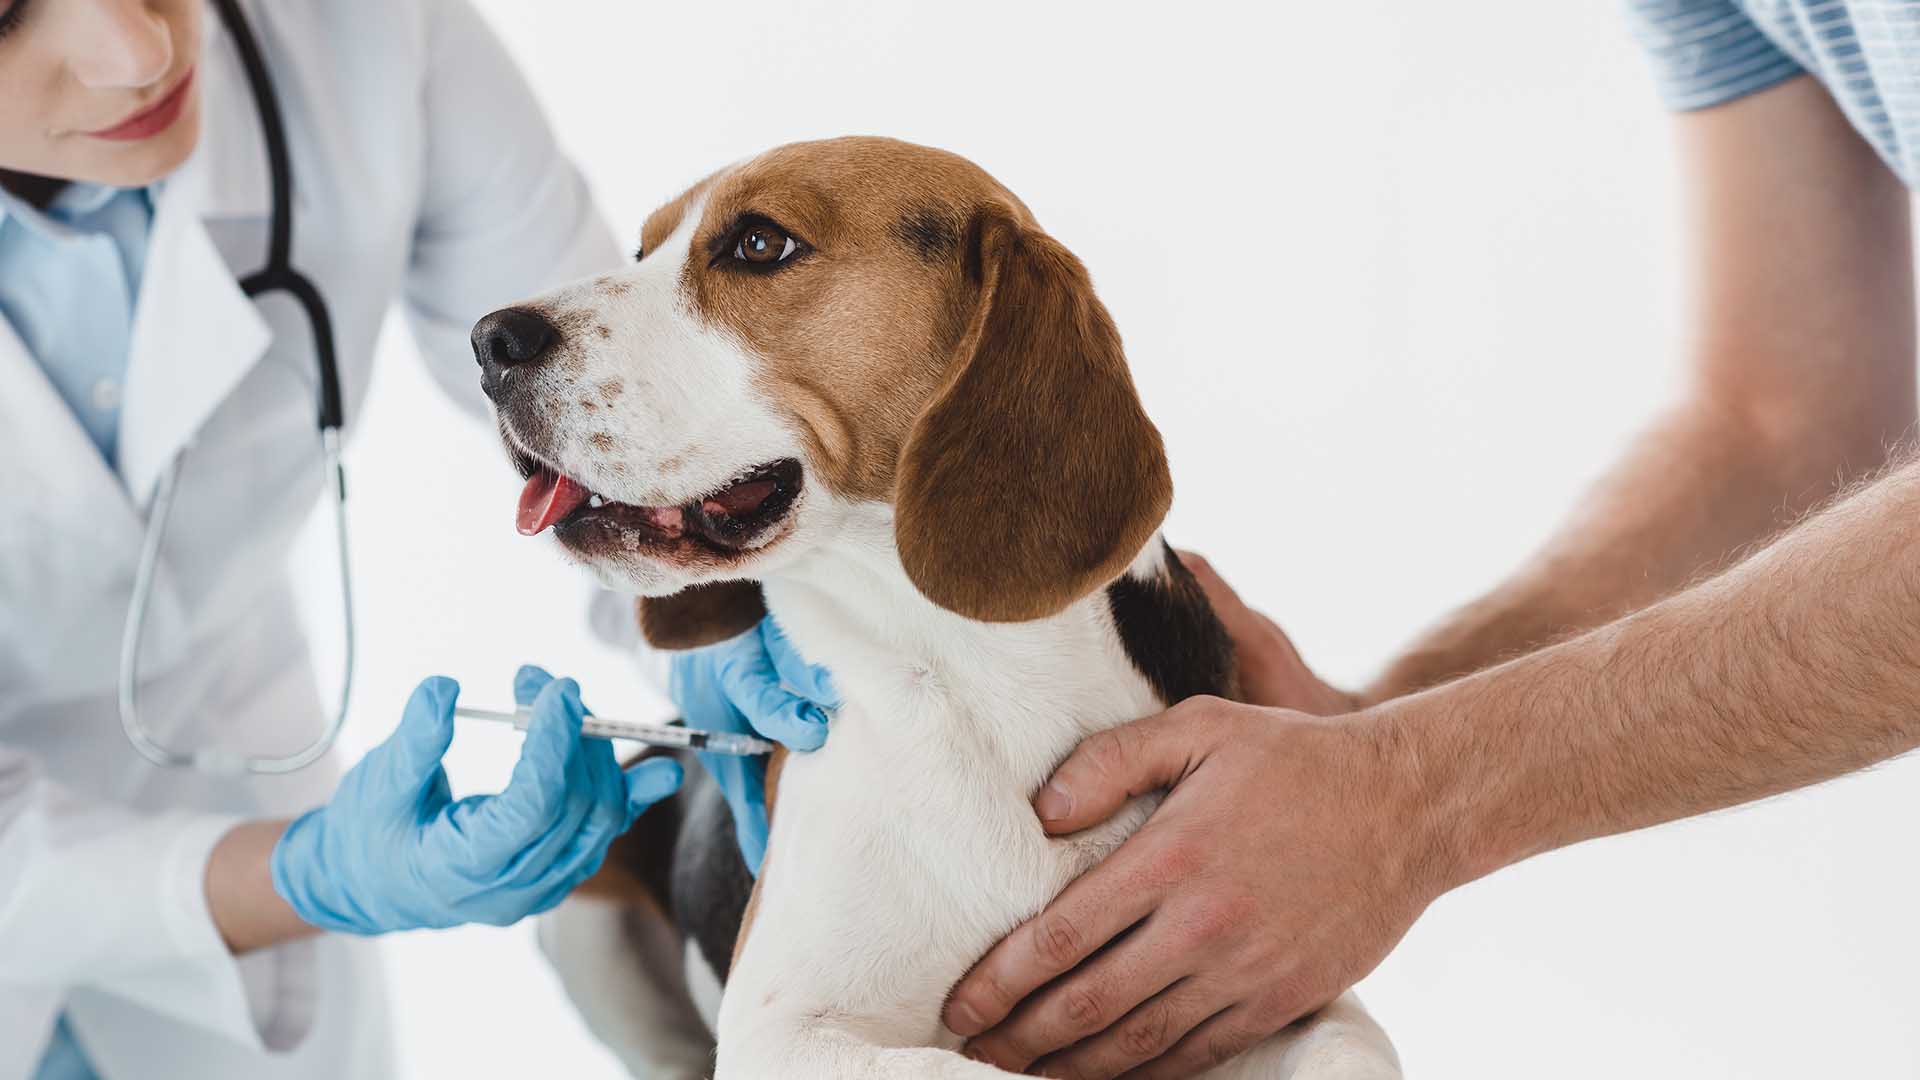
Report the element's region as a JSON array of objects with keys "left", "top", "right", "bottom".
[{"left": 453, "top": 706, "right": 776, "bottom": 756}]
